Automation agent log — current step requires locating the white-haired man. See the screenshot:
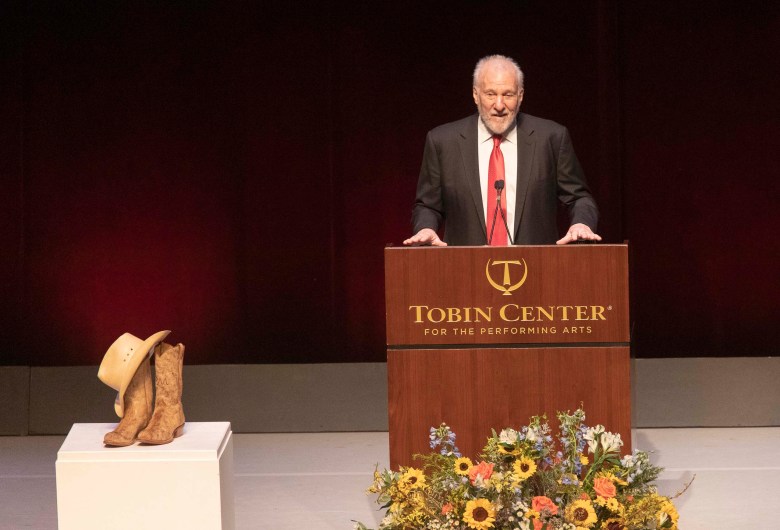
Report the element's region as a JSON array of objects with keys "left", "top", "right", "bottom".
[{"left": 404, "top": 54, "right": 601, "bottom": 246}]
